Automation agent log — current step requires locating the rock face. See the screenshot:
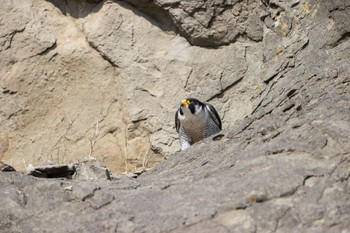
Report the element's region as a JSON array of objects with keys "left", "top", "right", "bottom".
[
  {"left": 0, "top": 0, "right": 257, "bottom": 173},
  {"left": 0, "top": 0, "right": 350, "bottom": 232}
]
